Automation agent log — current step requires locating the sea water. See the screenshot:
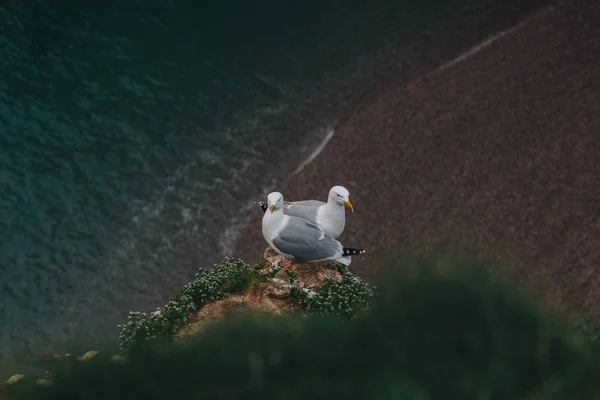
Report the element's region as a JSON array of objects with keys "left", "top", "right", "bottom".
[
  {"left": 0, "top": 0, "right": 545, "bottom": 365},
  {"left": 0, "top": 0, "right": 398, "bottom": 363}
]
